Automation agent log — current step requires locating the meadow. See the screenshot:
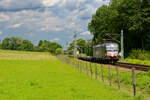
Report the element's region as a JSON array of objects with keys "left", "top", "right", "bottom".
[
  {"left": 61, "top": 56, "right": 150, "bottom": 100},
  {"left": 0, "top": 50, "right": 137, "bottom": 100}
]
